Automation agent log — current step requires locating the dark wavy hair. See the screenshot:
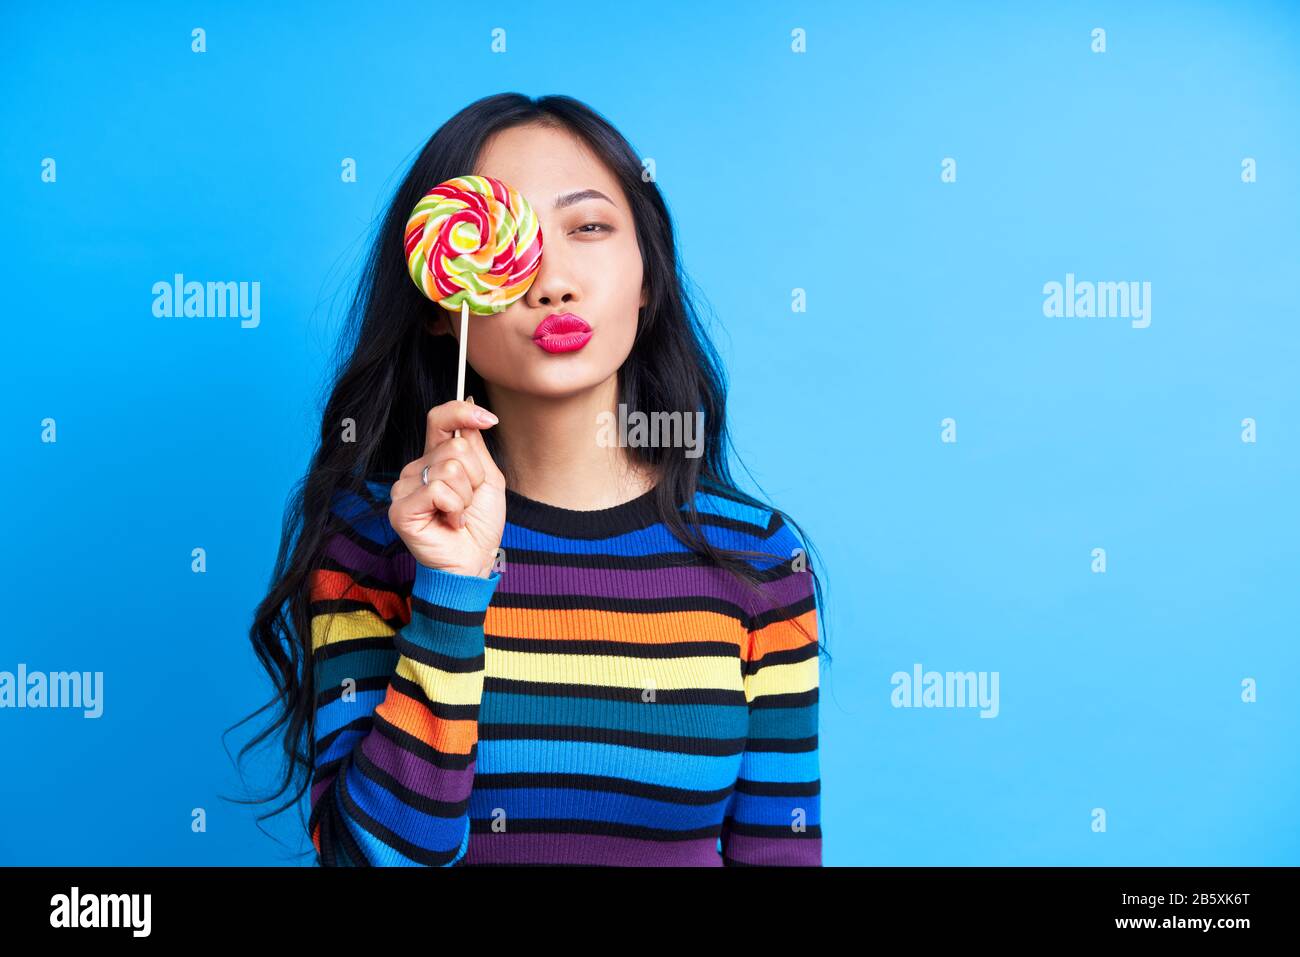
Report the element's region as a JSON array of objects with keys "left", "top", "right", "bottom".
[{"left": 223, "top": 92, "right": 832, "bottom": 856}]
